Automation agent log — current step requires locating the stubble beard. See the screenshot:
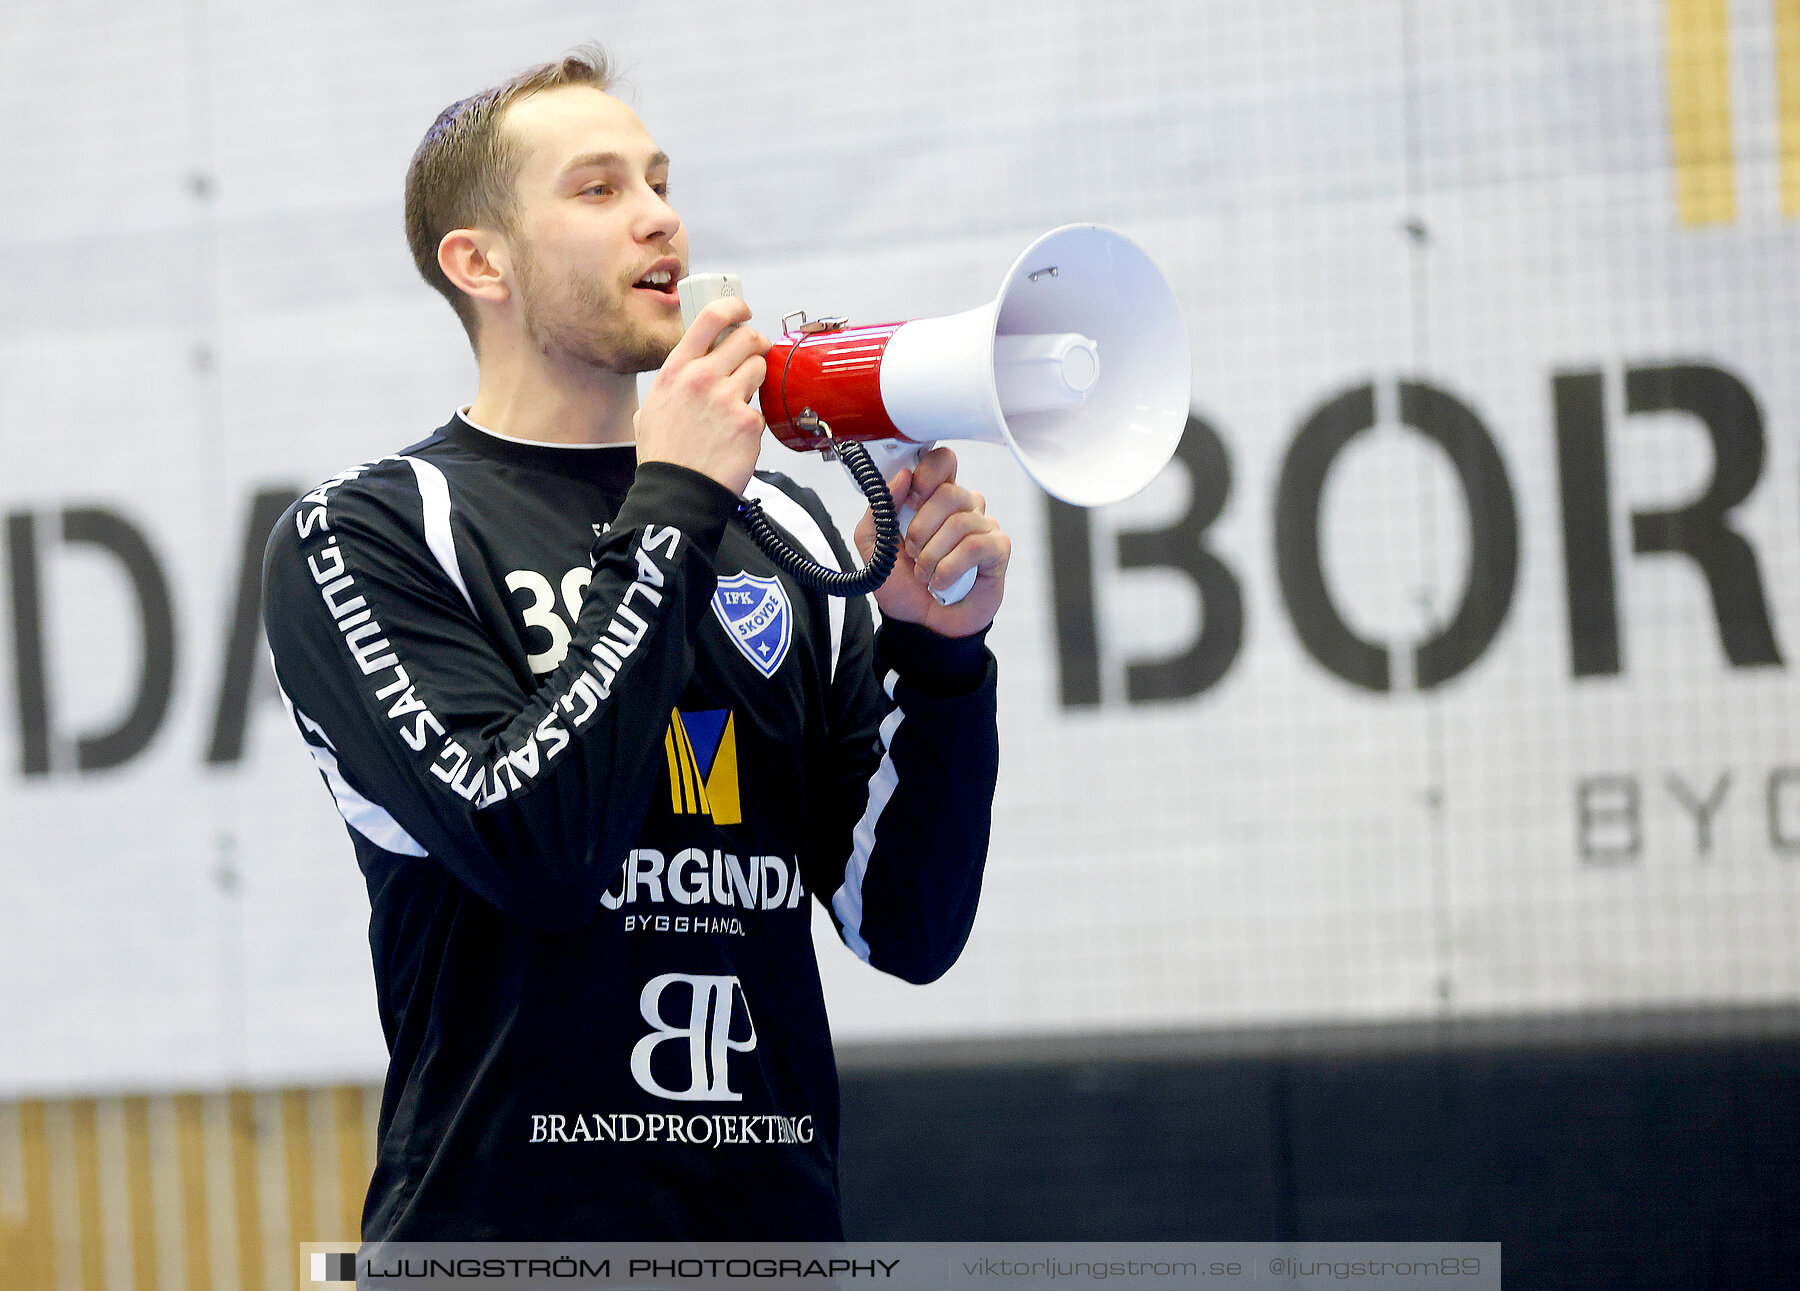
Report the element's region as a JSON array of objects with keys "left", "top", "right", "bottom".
[{"left": 516, "top": 241, "right": 677, "bottom": 375}]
